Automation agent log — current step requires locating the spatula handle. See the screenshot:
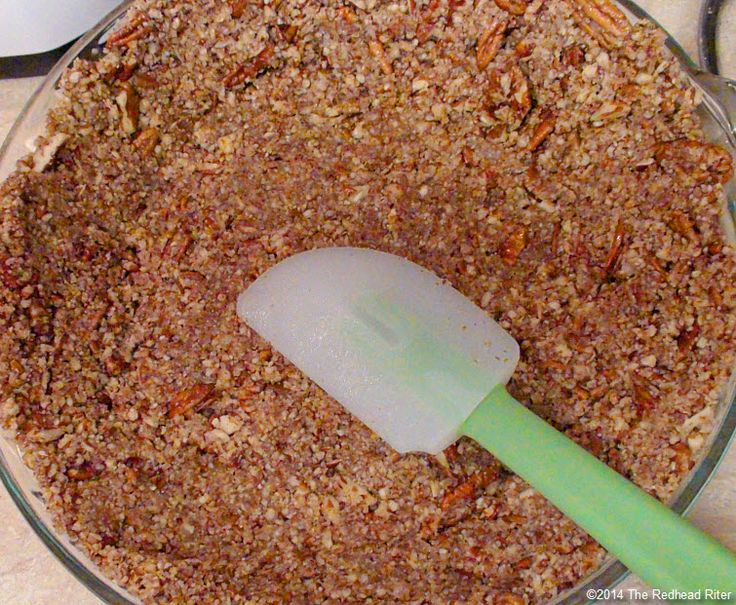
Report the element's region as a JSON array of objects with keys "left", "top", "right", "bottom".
[{"left": 461, "top": 385, "right": 736, "bottom": 602}]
